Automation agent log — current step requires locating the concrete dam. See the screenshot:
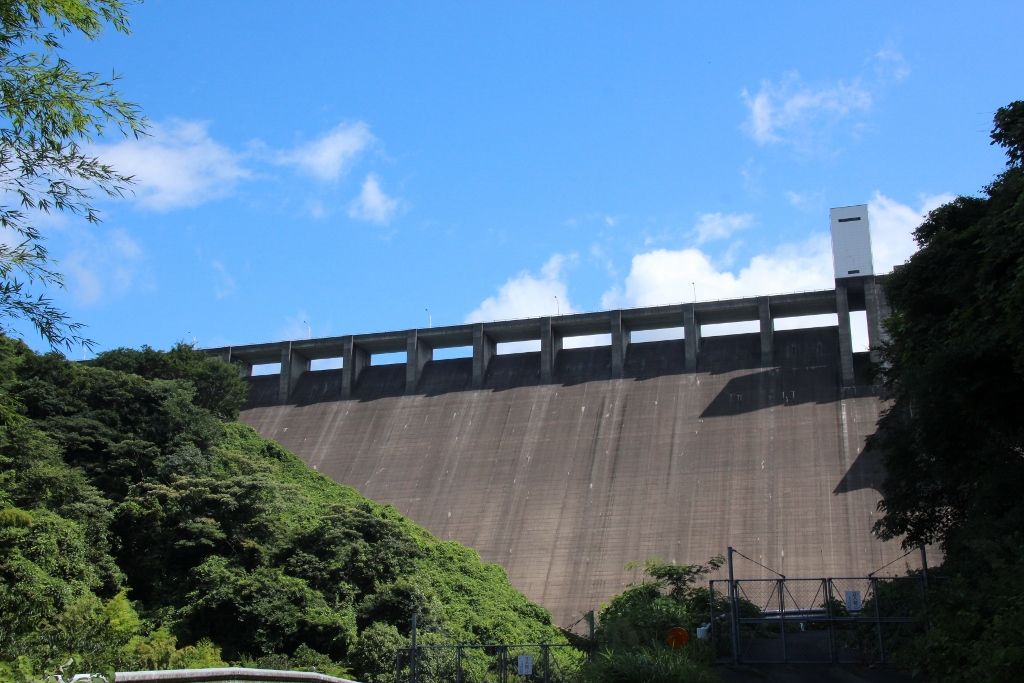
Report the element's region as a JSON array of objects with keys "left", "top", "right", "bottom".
[{"left": 210, "top": 265, "right": 913, "bottom": 627}]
